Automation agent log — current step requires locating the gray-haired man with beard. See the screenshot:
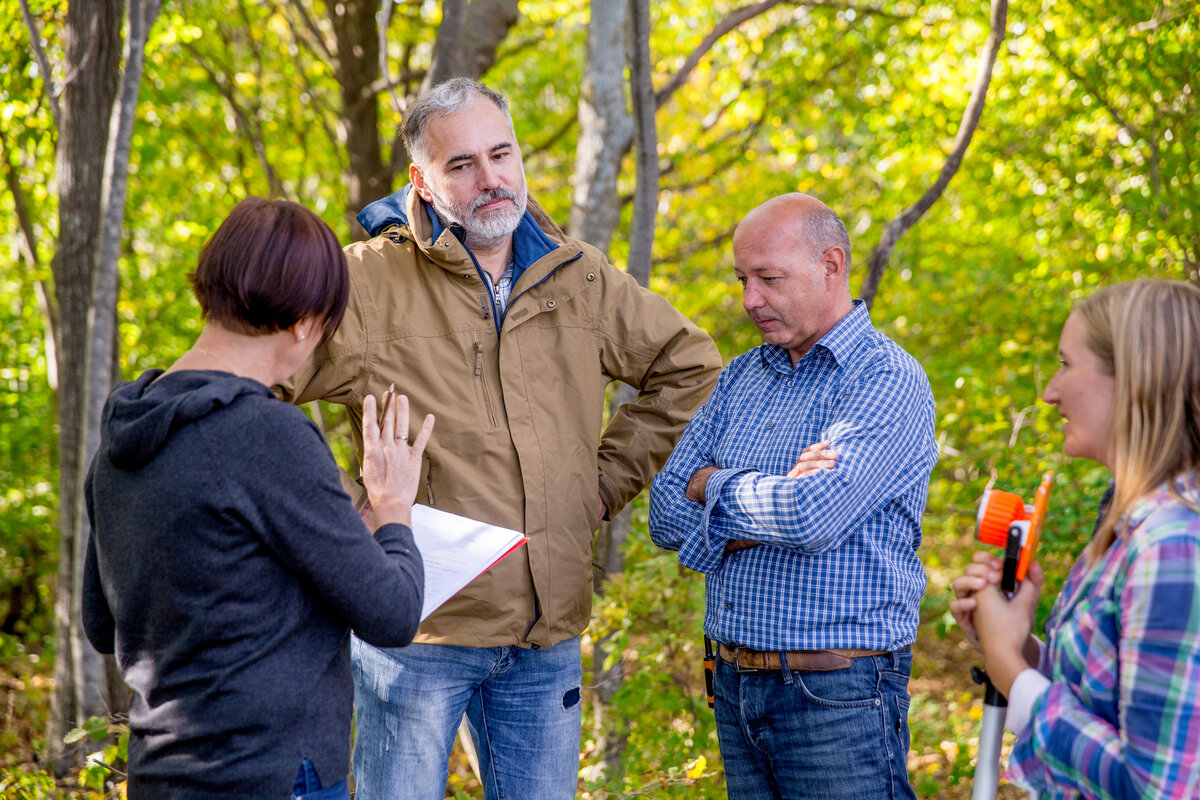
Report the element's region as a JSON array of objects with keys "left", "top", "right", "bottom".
[{"left": 281, "top": 79, "right": 720, "bottom": 799}]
